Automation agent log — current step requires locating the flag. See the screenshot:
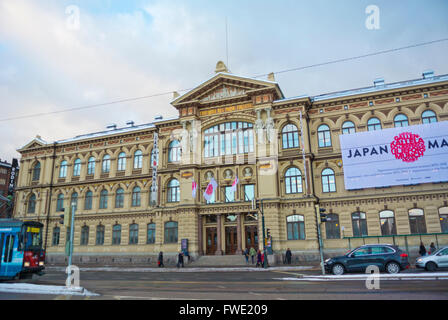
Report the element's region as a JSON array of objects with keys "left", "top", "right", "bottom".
[
  {"left": 192, "top": 179, "right": 197, "bottom": 199},
  {"left": 203, "top": 177, "right": 217, "bottom": 202},
  {"left": 230, "top": 175, "right": 239, "bottom": 193}
]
